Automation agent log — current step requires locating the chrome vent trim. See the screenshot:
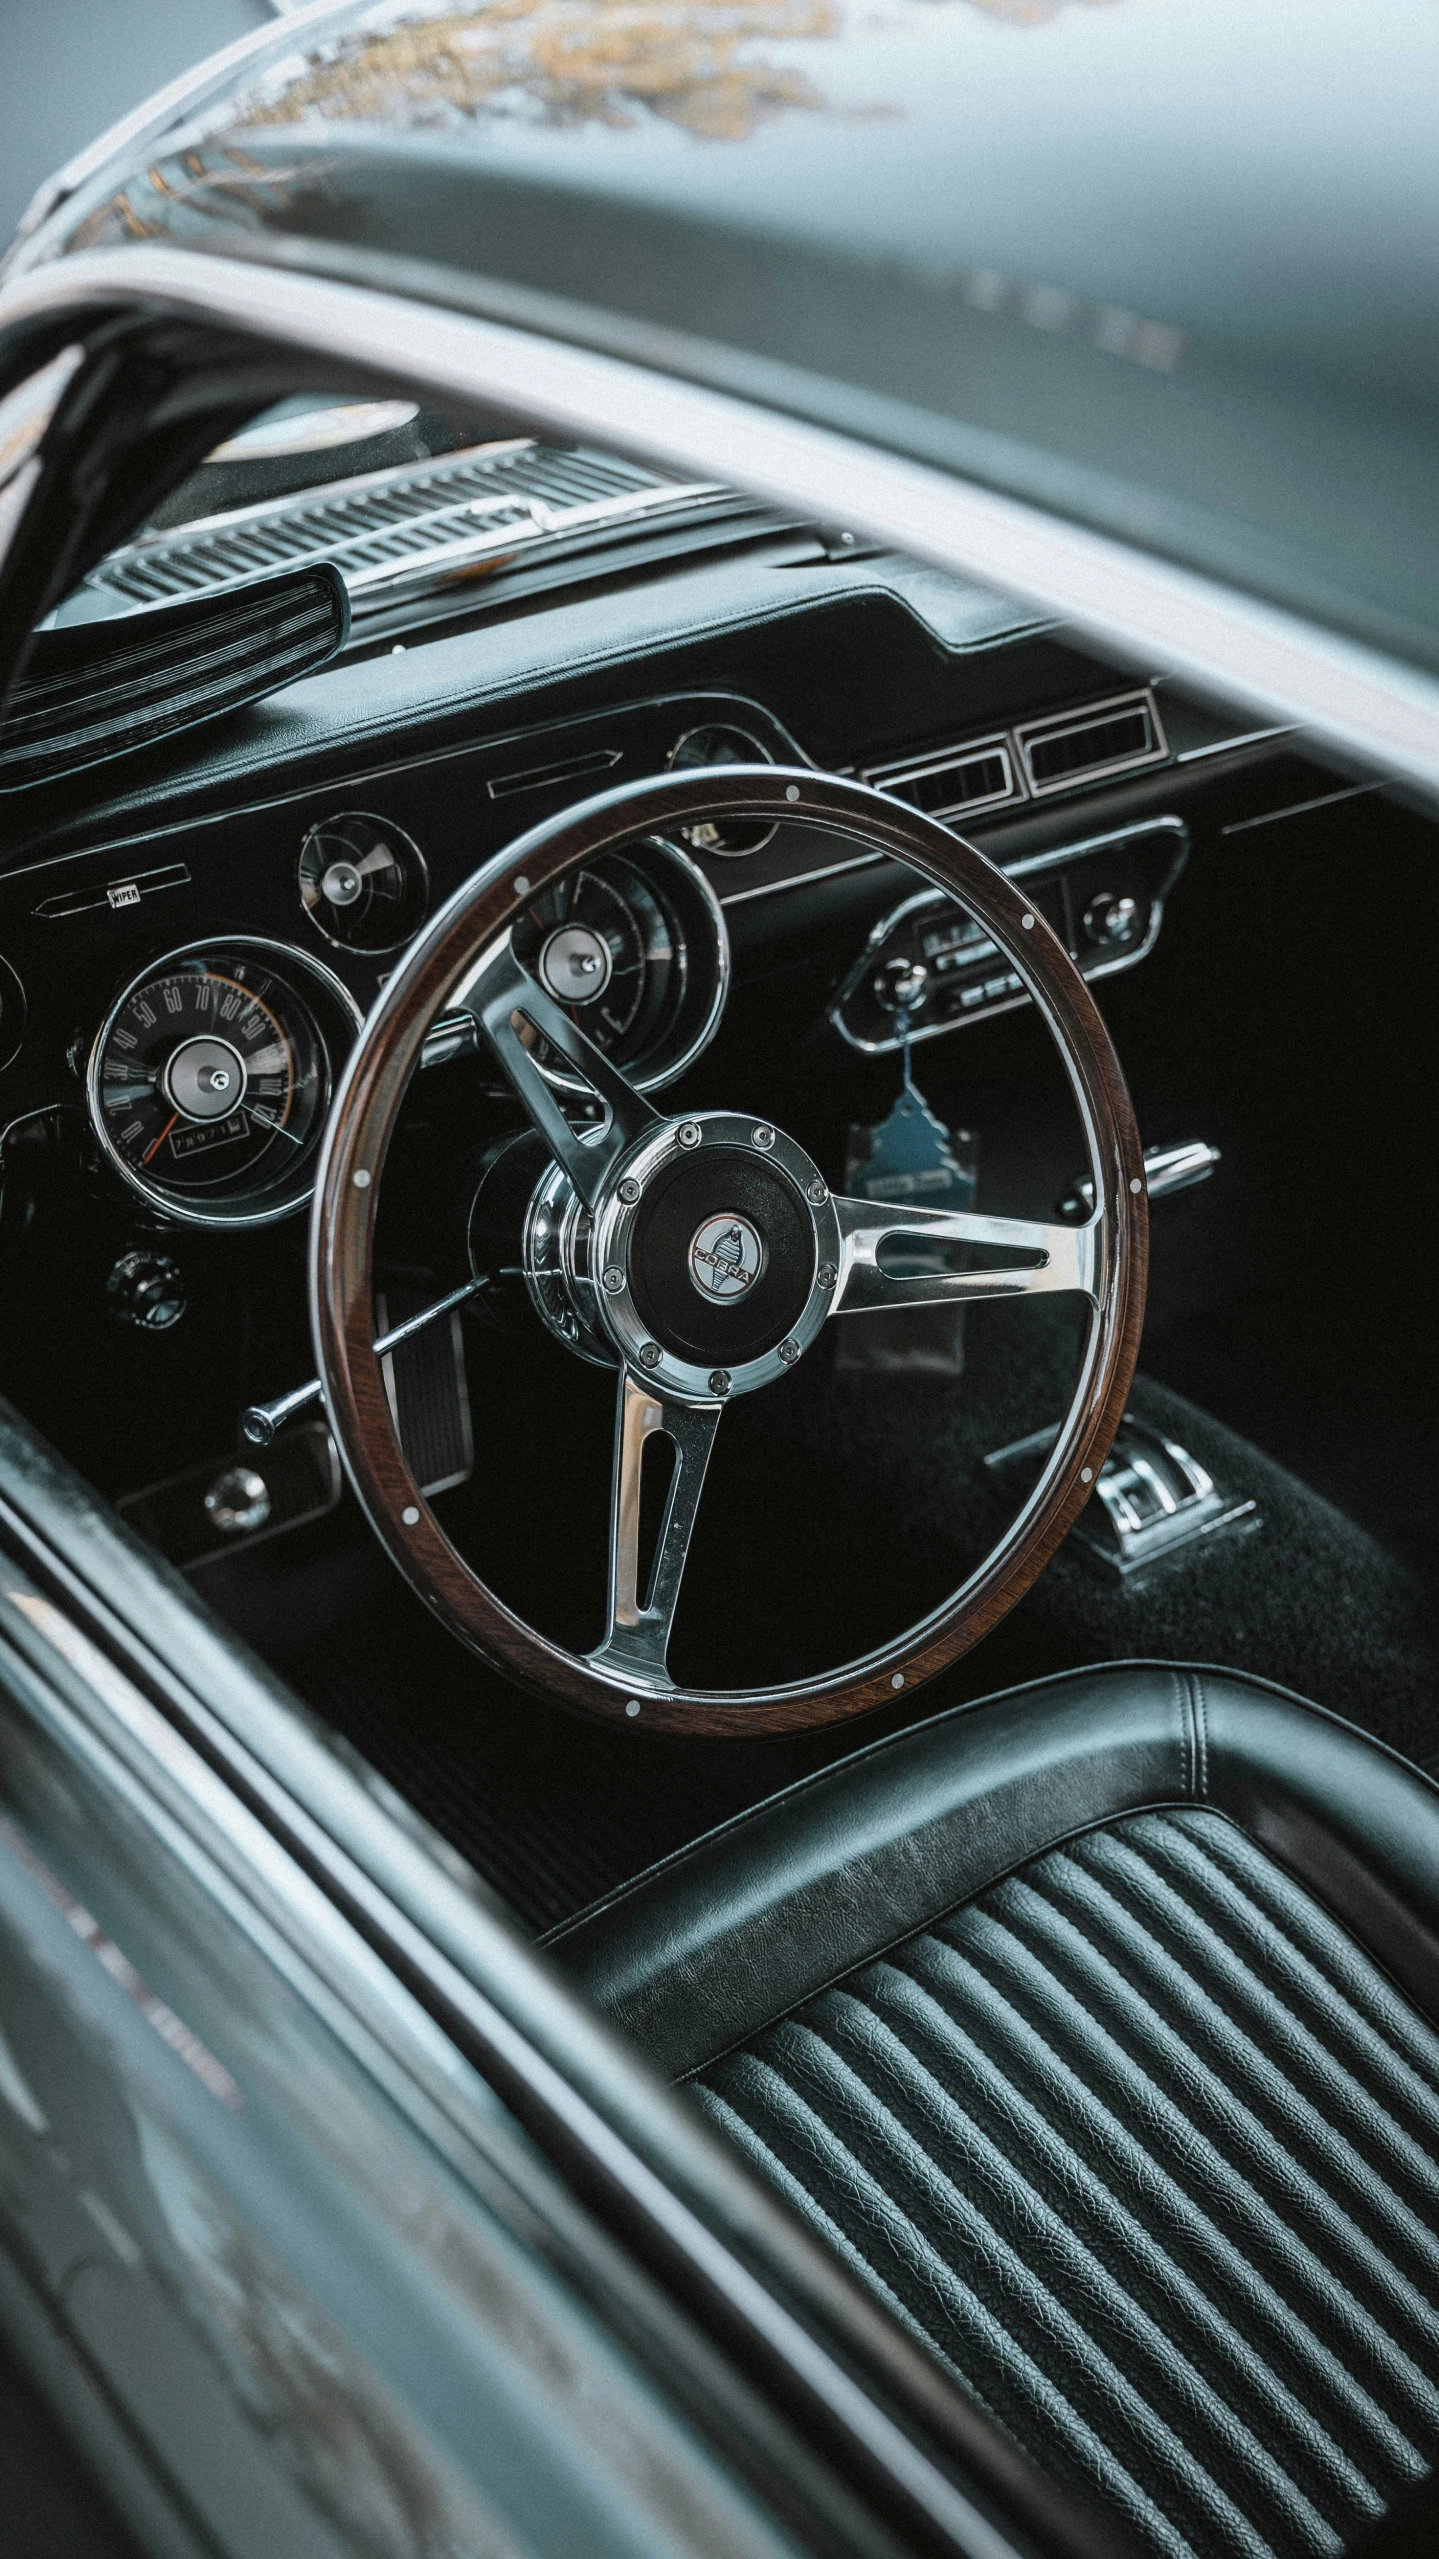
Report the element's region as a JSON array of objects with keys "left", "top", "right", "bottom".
[
  {"left": 77, "top": 439, "right": 732, "bottom": 619},
  {"left": 1015, "top": 687, "right": 1168, "bottom": 795},
  {"left": 865, "top": 686, "right": 1171, "bottom": 825},
  {"left": 863, "top": 731, "right": 1018, "bottom": 820}
]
